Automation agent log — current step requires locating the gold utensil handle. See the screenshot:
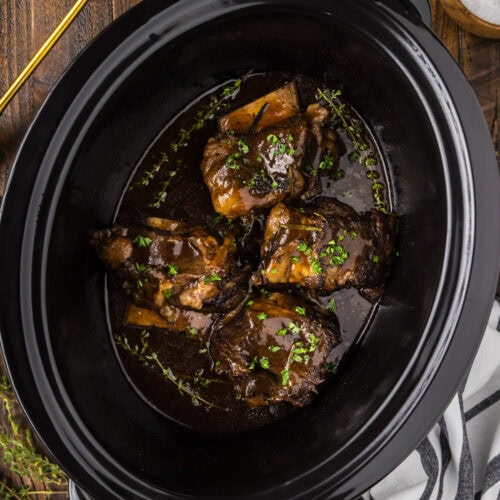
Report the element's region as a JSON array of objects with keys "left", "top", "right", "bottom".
[{"left": 0, "top": 0, "right": 90, "bottom": 115}]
